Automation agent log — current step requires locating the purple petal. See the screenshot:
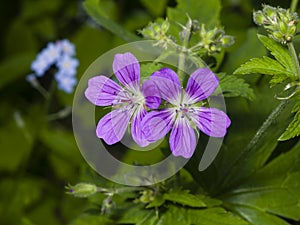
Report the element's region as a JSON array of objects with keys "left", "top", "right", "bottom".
[
  {"left": 141, "top": 80, "right": 161, "bottom": 109},
  {"left": 190, "top": 107, "right": 231, "bottom": 137},
  {"left": 152, "top": 68, "right": 180, "bottom": 85},
  {"left": 169, "top": 117, "right": 197, "bottom": 158},
  {"left": 131, "top": 107, "right": 149, "bottom": 147},
  {"left": 113, "top": 52, "right": 140, "bottom": 89},
  {"left": 142, "top": 109, "right": 175, "bottom": 142},
  {"left": 185, "top": 68, "right": 219, "bottom": 104},
  {"left": 96, "top": 108, "right": 133, "bottom": 145},
  {"left": 85, "top": 76, "right": 122, "bottom": 106},
  {"left": 150, "top": 68, "right": 182, "bottom": 105}
]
